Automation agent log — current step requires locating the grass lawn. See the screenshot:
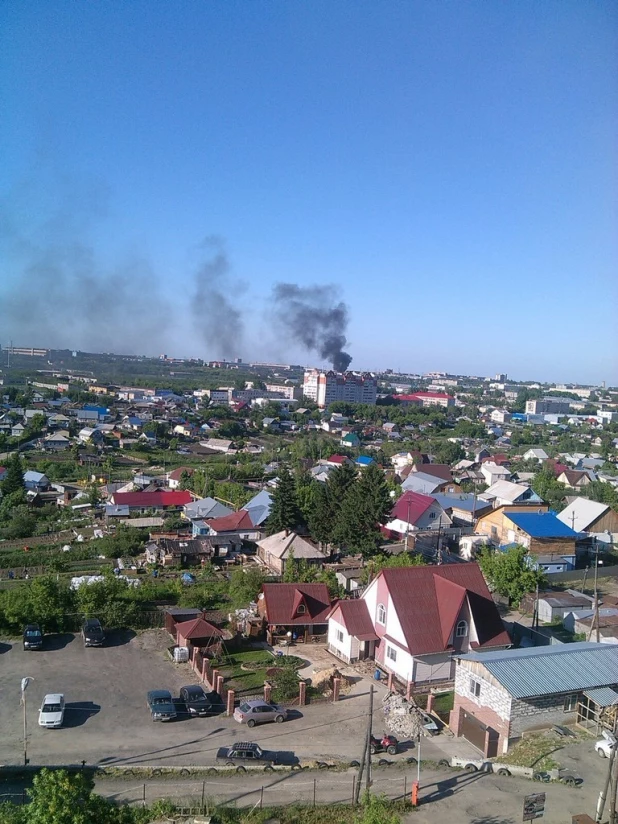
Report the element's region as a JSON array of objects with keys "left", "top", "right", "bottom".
[
  {"left": 219, "top": 649, "right": 275, "bottom": 695},
  {"left": 414, "top": 691, "right": 454, "bottom": 714},
  {"left": 495, "top": 733, "right": 562, "bottom": 772}
]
